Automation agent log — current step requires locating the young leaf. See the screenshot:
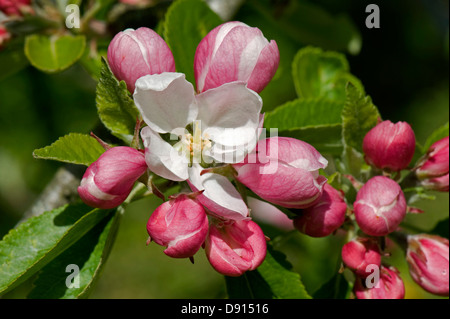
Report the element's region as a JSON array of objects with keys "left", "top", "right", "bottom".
[
  {"left": 28, "top": 209, "right": 122, "bottom": 299},
  {"left": 292, "top": 46, "right": 364, "bottom": 101},
  {"left": 226, "top": 246, "right": 311, "bottom": 299},
  {"left": 96, "top": 58, "right": 140, "bottom": 142},
  {"left": 24, "top": 34, "right": 86, "bottom": 73},
  {"left": 341, "top": 83, "right": 381, "bottom": 153},
  {"left": 164, "top": 0, "right": 222, "bottom": 87},
  {"left": 0, "top": 203, "right": 114, "bottom": 295},
  {"left": 33, "top": 133, "right": 105, "bottom": 166}
]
